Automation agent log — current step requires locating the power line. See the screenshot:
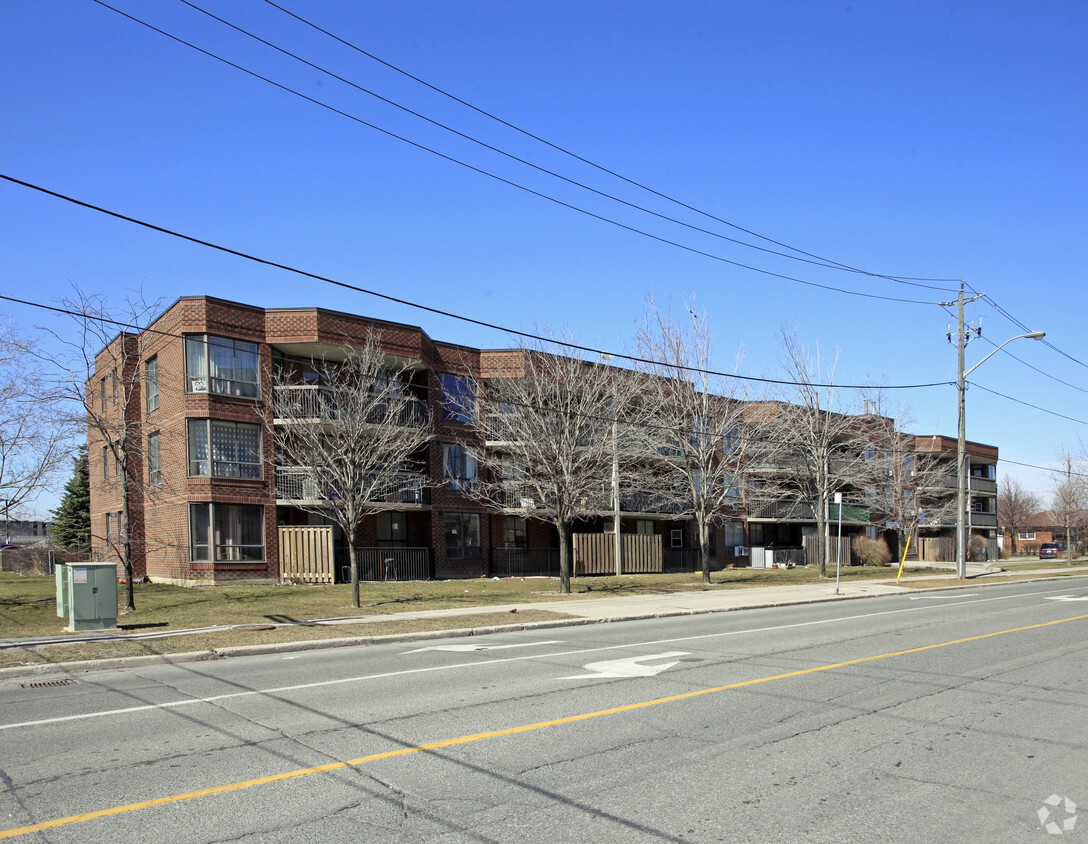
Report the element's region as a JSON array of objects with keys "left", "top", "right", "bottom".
[
  {"left": 87, "top": 0, "right": 941, "bottom": 306},
  {"left": 260, "top": 0, "right": 961, "bottom": 287},
  {"left": 173, "top": 0, "right": 953, "bottom": 292},
  {"left": 969, "top": 381, "right": 1088, "bottom": 427}
]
